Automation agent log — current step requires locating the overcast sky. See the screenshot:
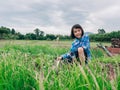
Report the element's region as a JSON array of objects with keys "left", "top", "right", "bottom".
[{"left": 0, "top": 0, "right": 120, "bottom": 35}]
